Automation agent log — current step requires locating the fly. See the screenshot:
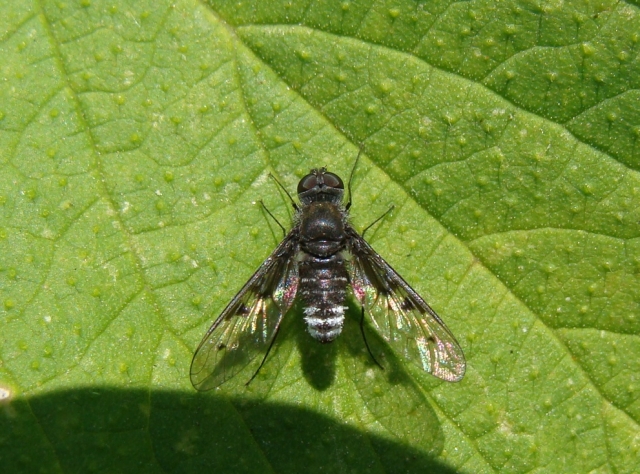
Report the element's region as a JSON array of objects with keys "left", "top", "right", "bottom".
[{"left": 190, "top": 155, "right": 466, "bottom": 390}]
